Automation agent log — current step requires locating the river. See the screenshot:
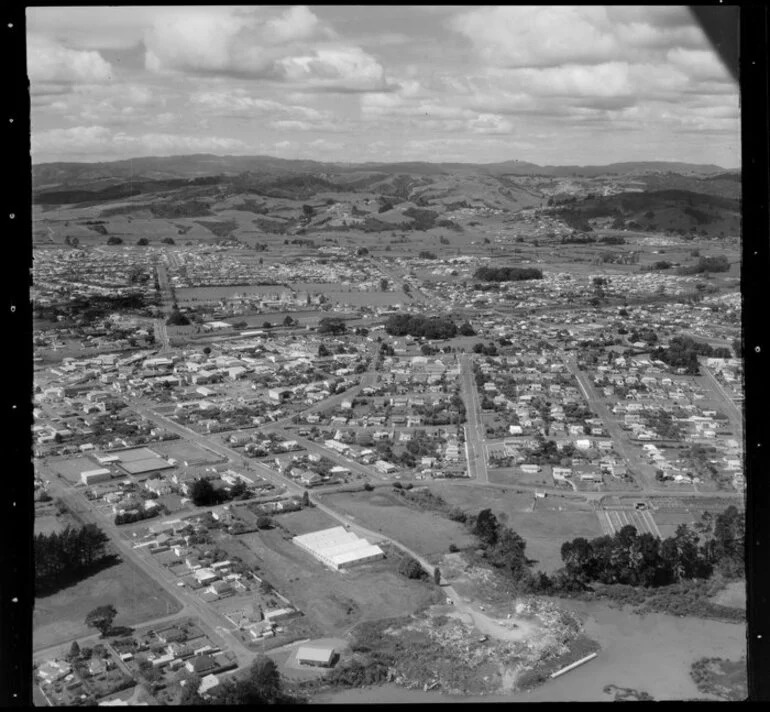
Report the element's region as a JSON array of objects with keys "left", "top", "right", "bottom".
[{"left": 311, "top": 599, "right": 746, "bottom": 704}]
